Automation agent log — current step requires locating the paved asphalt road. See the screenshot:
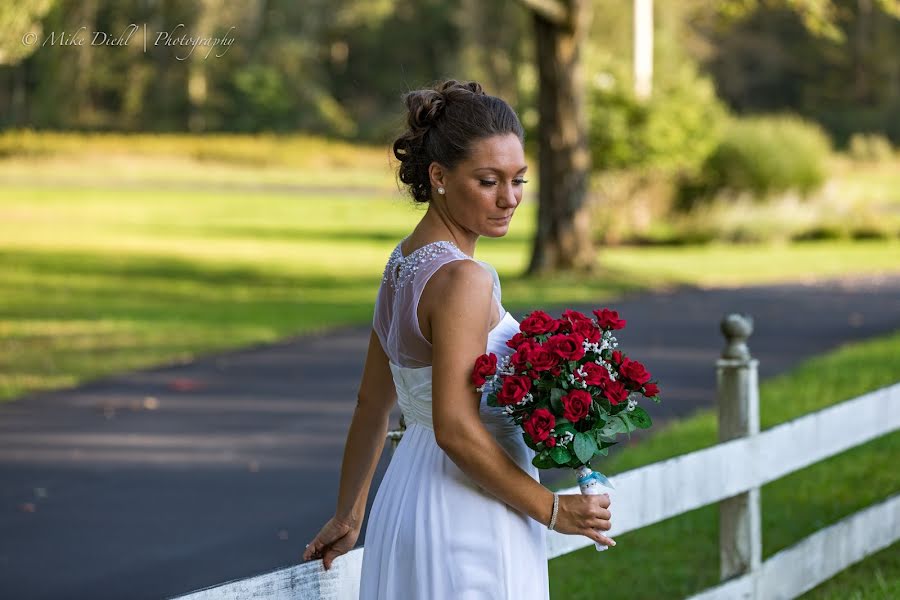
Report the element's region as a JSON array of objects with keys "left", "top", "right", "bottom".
[{"left": 1, "top": 274, "right": 898, "bottom": 600}]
